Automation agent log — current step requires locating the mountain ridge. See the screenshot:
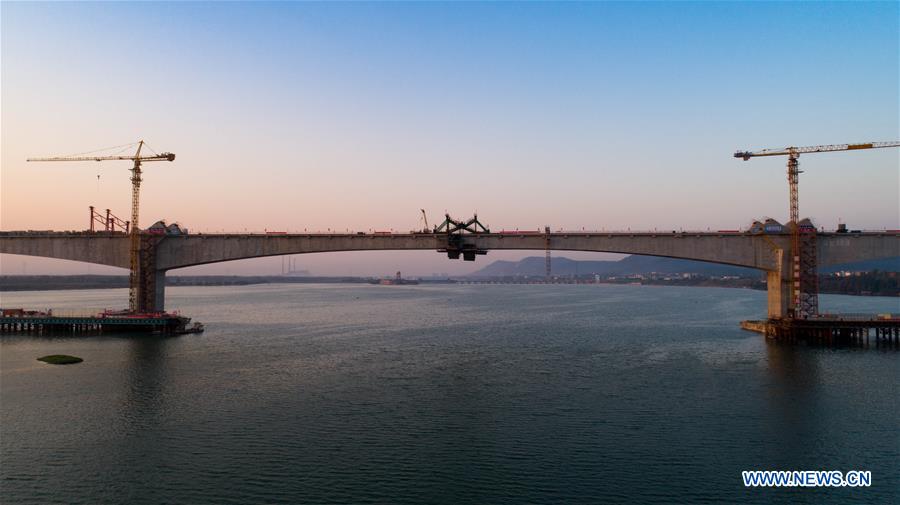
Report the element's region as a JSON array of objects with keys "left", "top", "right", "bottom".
[{"left": 468, "top": 255, "right": 900, "bottom": 277}]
